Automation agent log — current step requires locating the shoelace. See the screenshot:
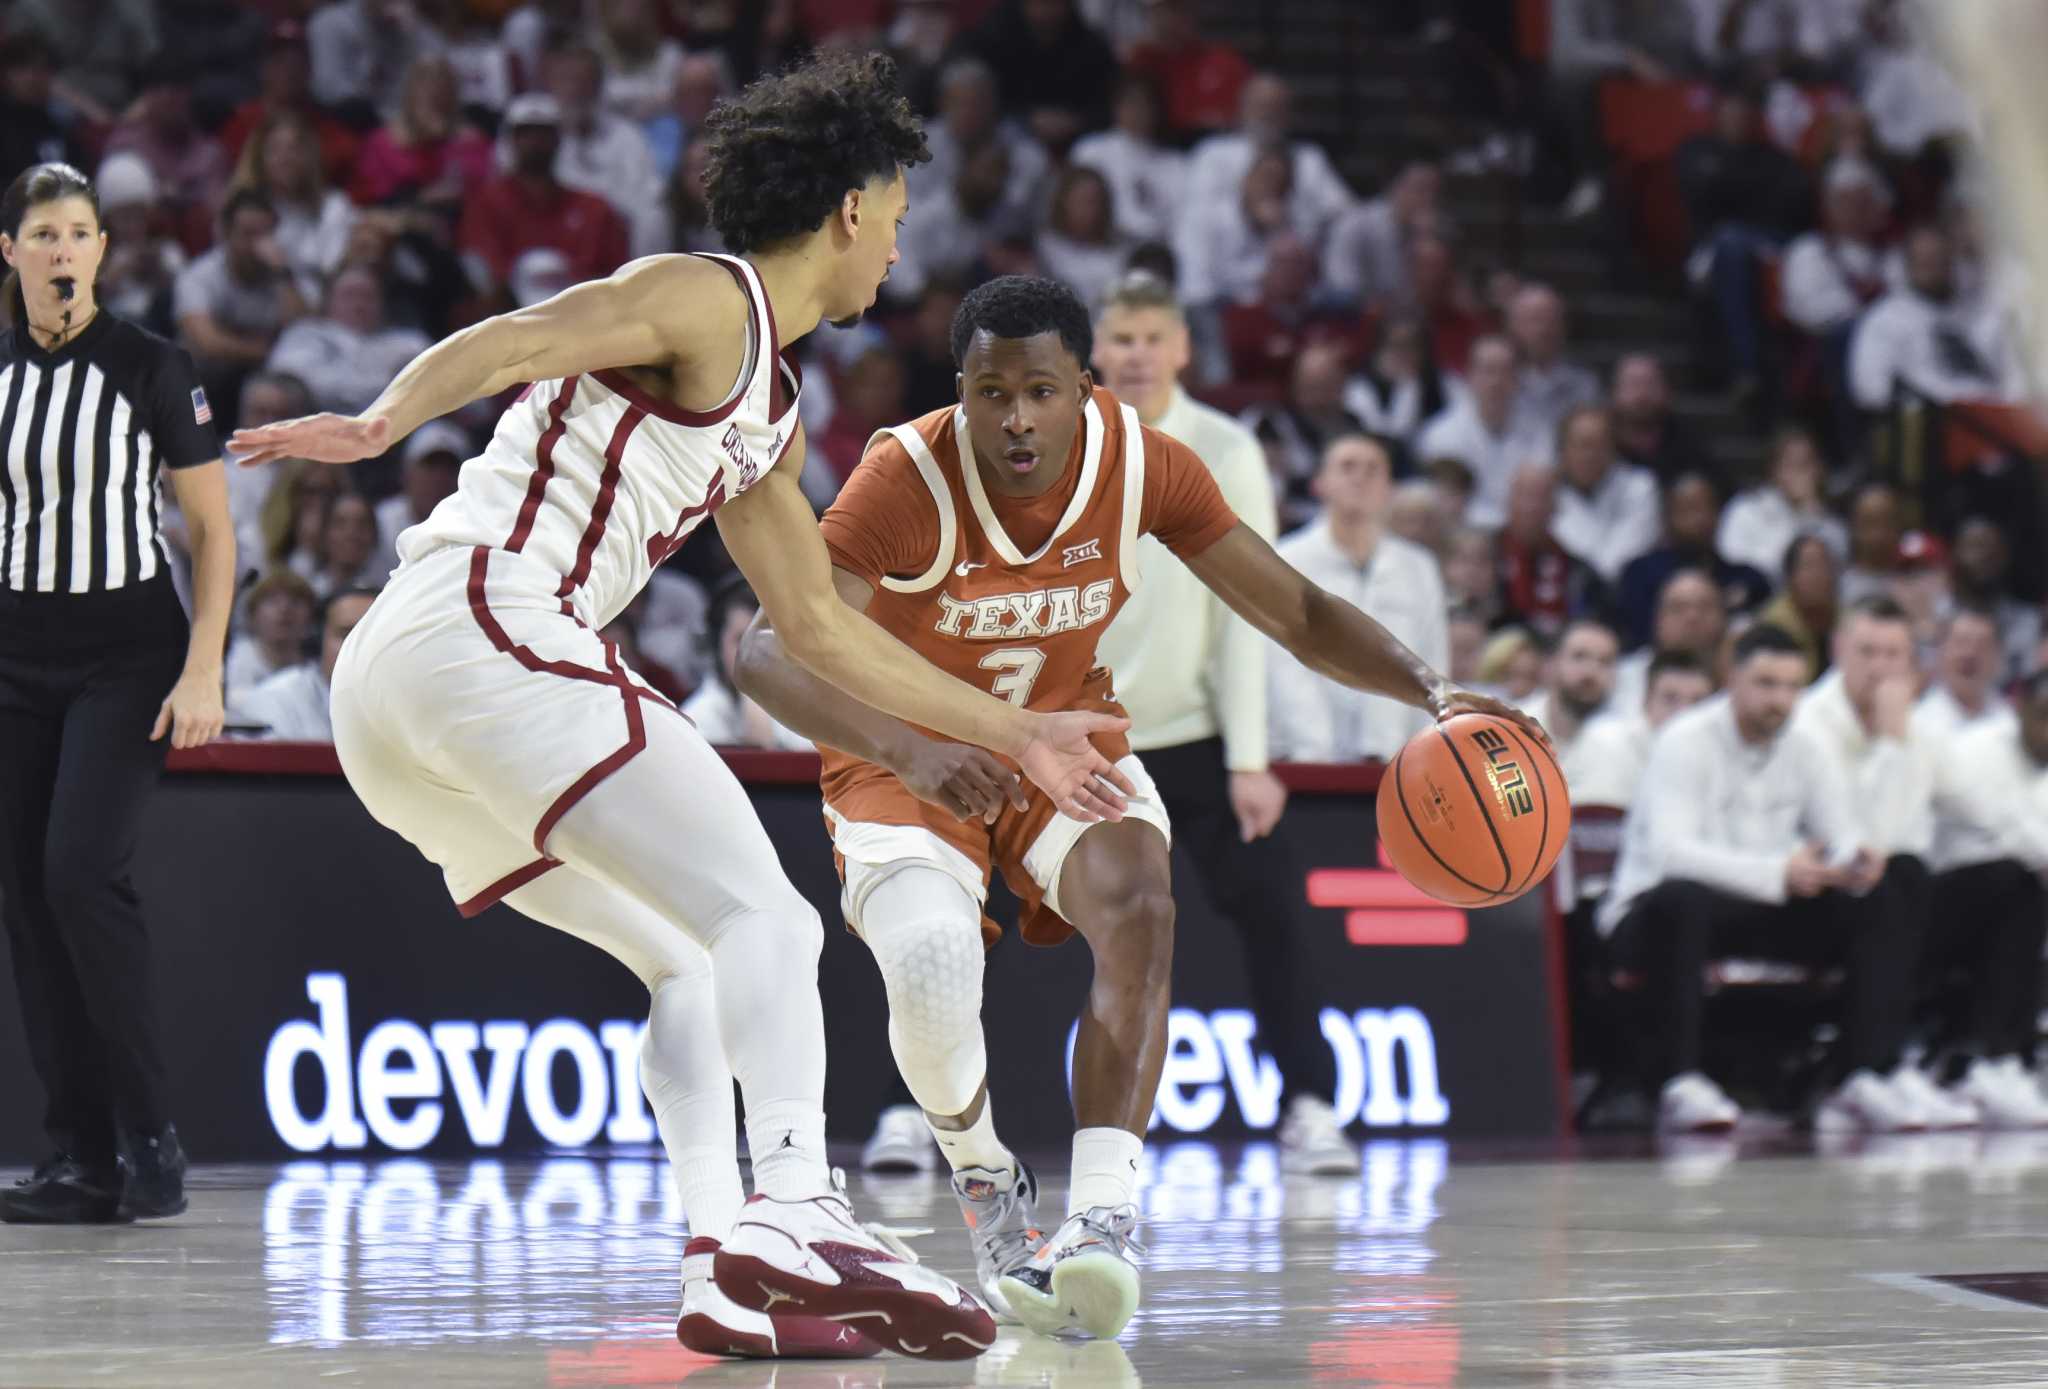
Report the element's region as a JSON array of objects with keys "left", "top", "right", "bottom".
[
  {"left": 1070, "top": 1204, "right": 1146, "bottom": 1262},
  {"left": 23, "top": 1153, "right": 75, "bottom": 1185},
  {"left": 821, "top": 1167, "right": 933, "bottom": 1262}
]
